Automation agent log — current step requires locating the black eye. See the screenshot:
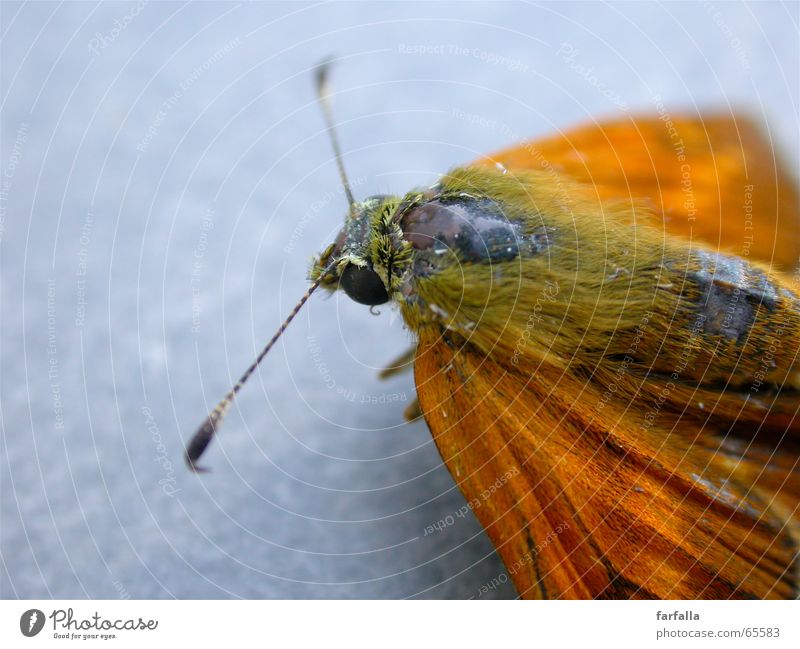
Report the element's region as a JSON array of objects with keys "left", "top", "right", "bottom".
[{"left": 339, "top": 264, "right": 389, "bottom": 306}]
